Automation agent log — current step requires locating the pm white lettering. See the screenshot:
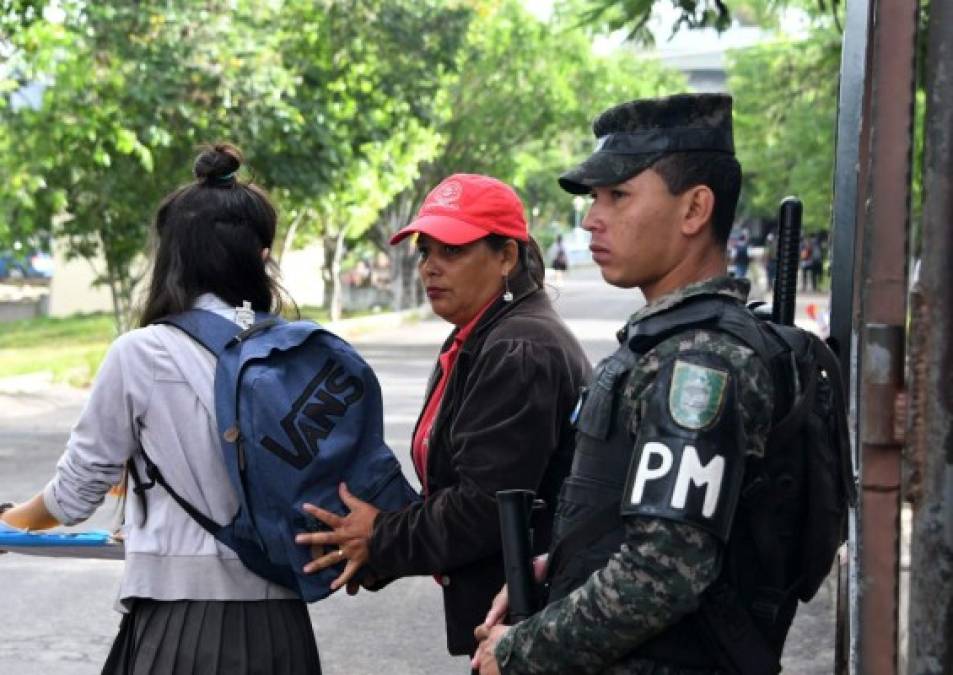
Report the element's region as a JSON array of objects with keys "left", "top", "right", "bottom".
[
  {"left": 630, "top": 442, "right": 674, "bottom": 505},
  {"left": 671, "top": 445, "right": 725, "bottom": 518}
]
